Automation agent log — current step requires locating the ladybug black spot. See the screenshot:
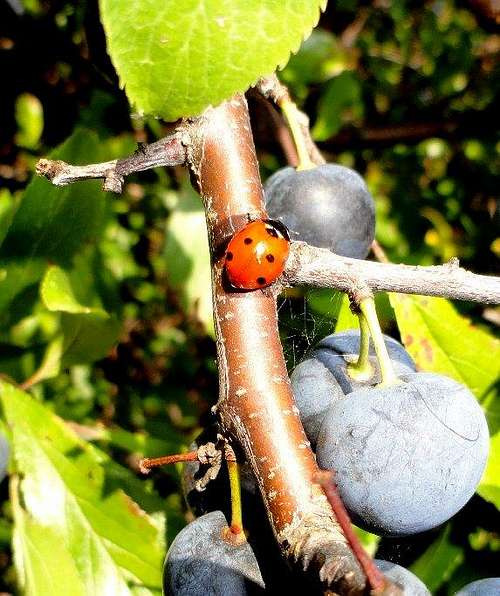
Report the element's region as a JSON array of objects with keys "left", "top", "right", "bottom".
[
  {"left": 226, "top": 252, "right": 233, "bottom": 261},
  {"left": 266, "top": 254, "right": 275, "bottom": 263},
  {"left": 244, "top": 237, "right": 253, "bottom": 245},
  {"left": 257, "top": 277, "right": 267, "bottom": 285}
]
